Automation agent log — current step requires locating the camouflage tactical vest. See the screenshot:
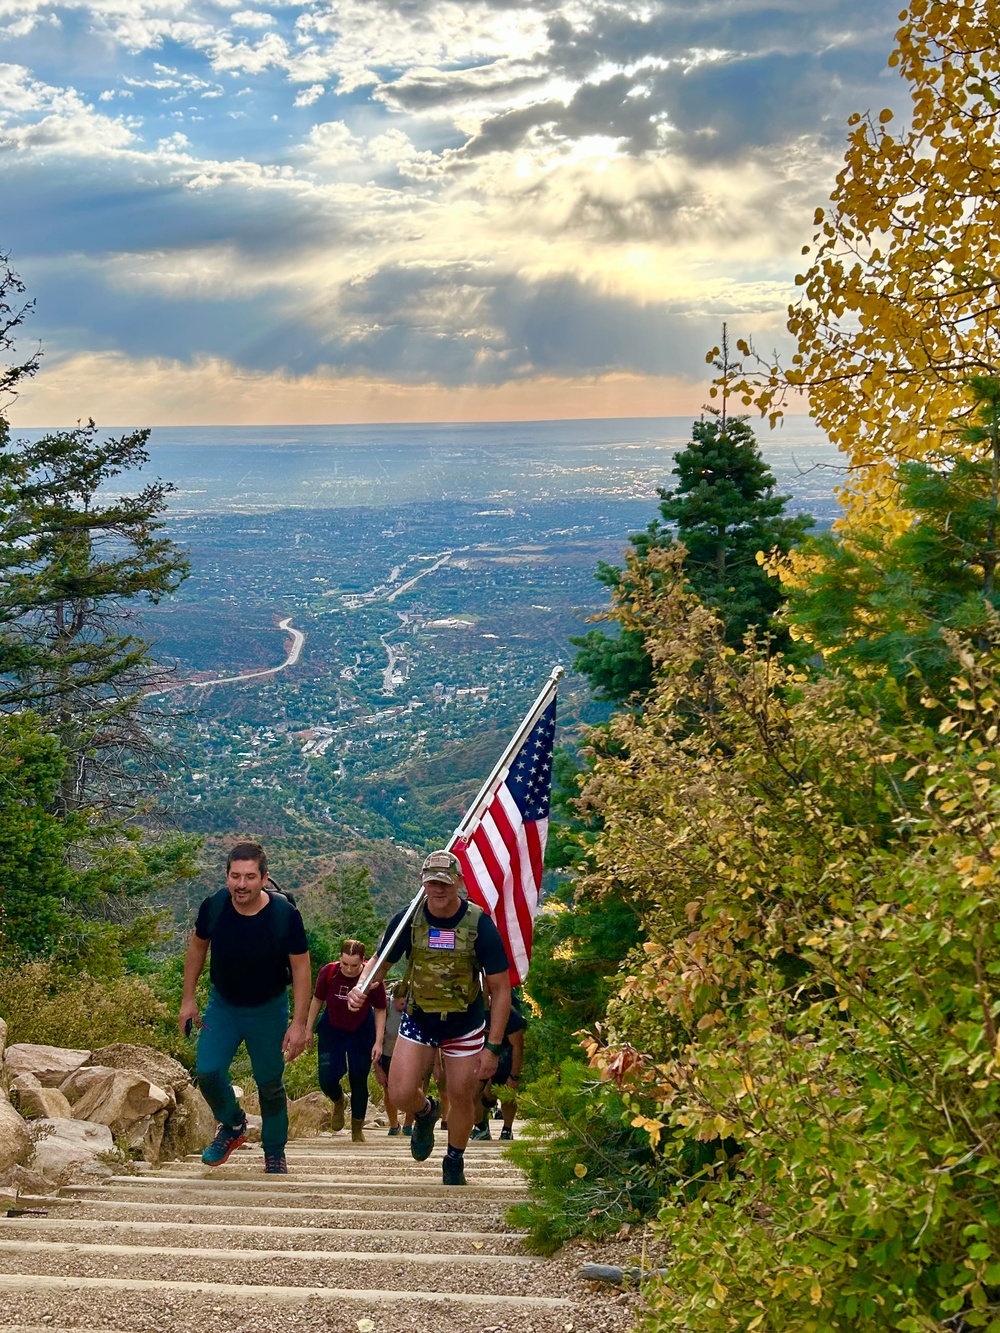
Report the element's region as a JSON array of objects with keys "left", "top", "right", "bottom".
[{"left": 404, "top": 902, "right": 484, "bottom": 1016}]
